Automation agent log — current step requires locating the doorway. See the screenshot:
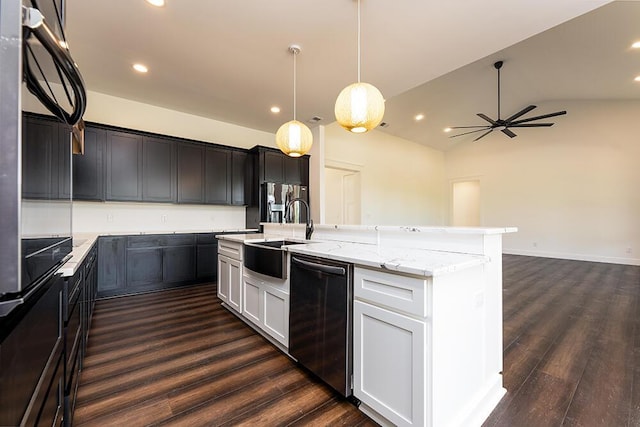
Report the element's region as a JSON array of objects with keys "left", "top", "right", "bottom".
[
  {"left": 451, "top": 180, "right": 480, "bottom": 226},
  {"left": 324, "top": 166, "right": 361, "bottom": 225}
]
